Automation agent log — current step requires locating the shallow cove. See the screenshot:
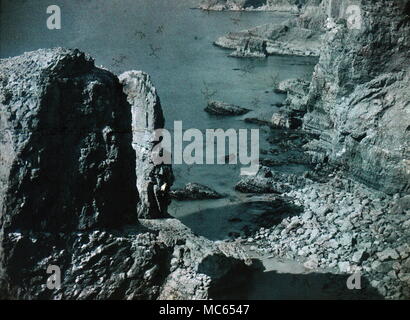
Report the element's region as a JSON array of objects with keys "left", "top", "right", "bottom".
[
  {"left": 0, "top": 0, "right": 316, "bottom": 217},
  {"left": 0, "top": 0, "right": 326, "bottom": 299}
]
